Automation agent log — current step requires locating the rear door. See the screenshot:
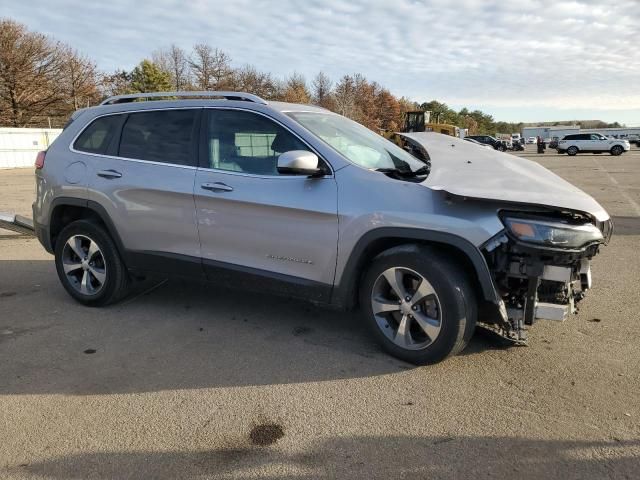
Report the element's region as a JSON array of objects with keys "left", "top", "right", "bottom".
[
  {"left": 83, "top": 108, "right": 202, "bottom": 275},
  {"left": 193, "top": 108, "right": 338, "bottom": 302}
]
